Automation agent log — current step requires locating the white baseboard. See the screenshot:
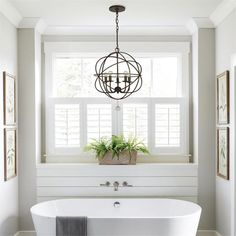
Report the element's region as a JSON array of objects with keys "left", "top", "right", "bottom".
[
  {"left": 15, "top": 230, "right": 222, "bottom": 236},
  {"left": 197, "top": 230, "right": 222, "bottom": 236},
  {"left": 14, "top": 231, "right": 36, "bottom": 236}
]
